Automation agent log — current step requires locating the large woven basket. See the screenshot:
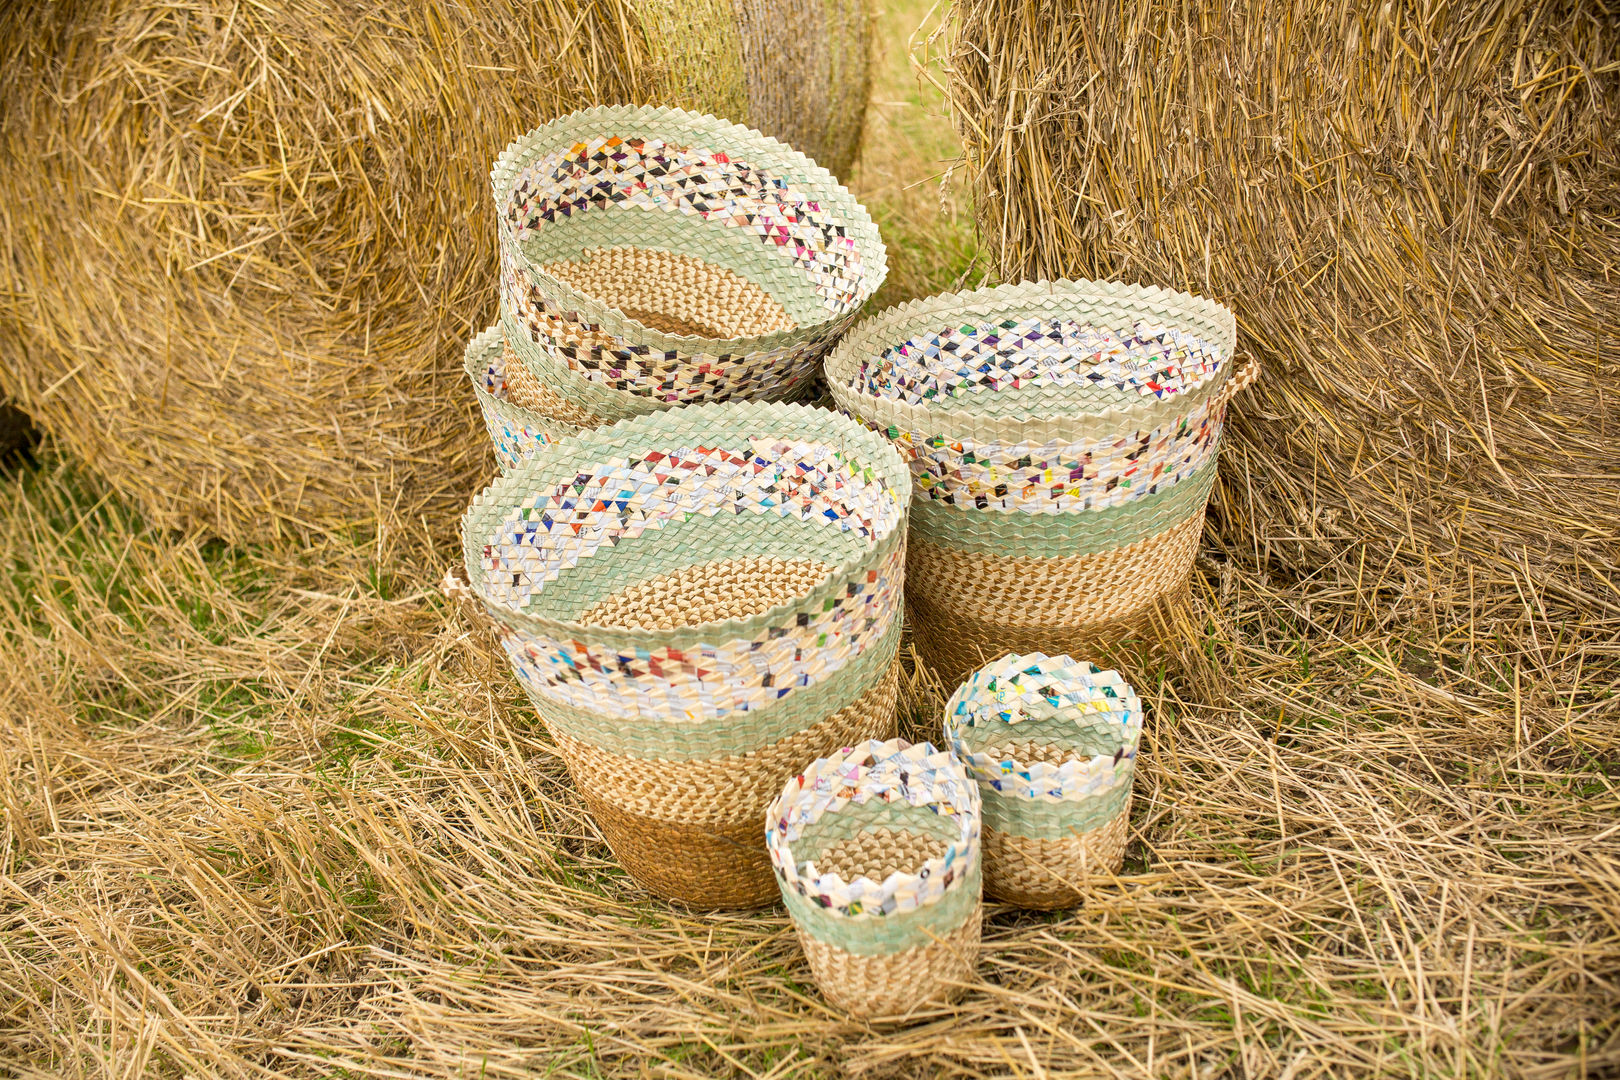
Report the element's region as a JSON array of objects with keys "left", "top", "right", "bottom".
[
  {"left": 454, "top": 401, "right": 910, "bottom": 908},
  {"left": 492, "top": 105, "right": 887, "bottom": 424},
  {"left": 826, "top": 279, "right": 1255, "bottom": 680},
  {"left": 768, "top": 738, "right": 983, "bottom": 1015},
  {"left": 943, "top": 654, "right": 1142, "bottom": 908},
  {"left": 463, "top": 324, "right": 596, "bottom": 471}
]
